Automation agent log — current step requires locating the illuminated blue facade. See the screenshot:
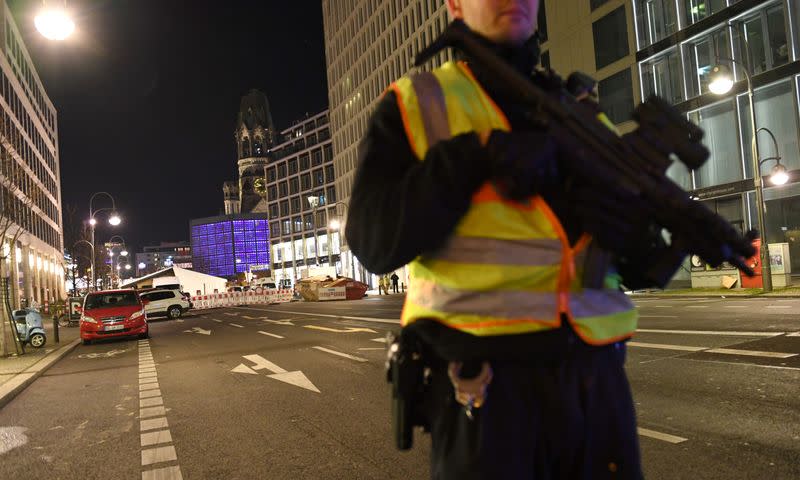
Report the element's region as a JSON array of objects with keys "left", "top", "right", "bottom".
[{"left": 190, "top": 213, "right": 270, "bottom": 278}]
